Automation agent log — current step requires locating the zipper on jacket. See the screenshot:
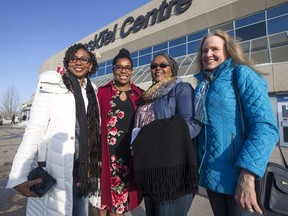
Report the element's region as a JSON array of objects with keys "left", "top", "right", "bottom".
[{"left": 232, "top": 133, "right": 236, "bottom": 165}]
